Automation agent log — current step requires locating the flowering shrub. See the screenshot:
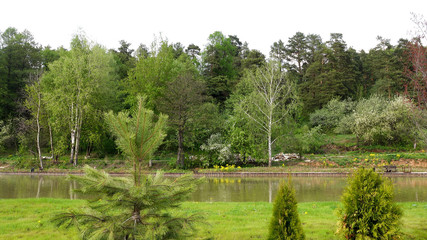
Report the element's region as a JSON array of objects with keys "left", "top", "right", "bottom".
[
  {"left": 201, "top": 133, "right": 233, "bottom": 166},
  {"left": 340, "top": 95, "right": 423, "bottom": 146}
]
